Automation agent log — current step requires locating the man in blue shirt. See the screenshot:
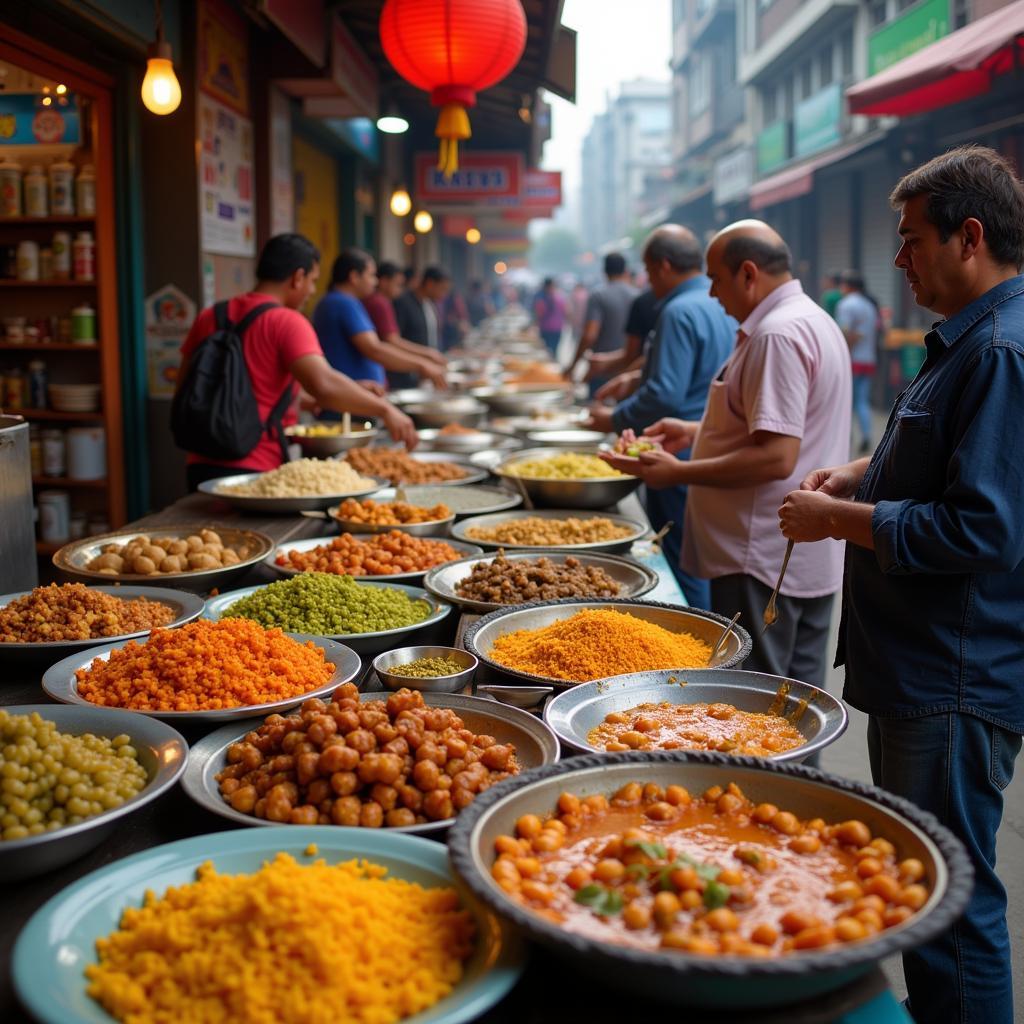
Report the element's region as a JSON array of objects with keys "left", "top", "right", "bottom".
[
  {"left": 313, "top": 249, "right": 446, "bottom": 403},
  {"left": 588, "top": 225, "right": 735, "bottom": 606},
  {"left": 779, "top": 145, "right": 1024, "bottom": 1024}
]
